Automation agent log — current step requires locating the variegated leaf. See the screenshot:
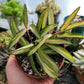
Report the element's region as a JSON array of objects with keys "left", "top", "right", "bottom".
[
  {"left": 8, "top": 44, "right": 33, "bottom": 55},
  {"left": 42, "top": 48, "right": 58, "bottom": 55},
  {"left": 30, "top": 55, "right": 42, "bottom": 78},
  {"left": 28, "top": 34, "right": 52, "bottom": 56},
  {"left": 56, "top": 32, "right": 84, "bottom": 38},
  {"left": 47, "top": 44, "right": 75, "bottom": 63},
  {"left": 46, "top": 38, "right": 71, "bottom": 45},
  {"left": 40, "top": 24, "right": 57, "bottom": 37},
  {"left": 30, "top": 24, "right": 40, "bottom": 38},
  {"left": 42, "top": 8, "right": 48, "bottom": 29},
  {"left": 11, "top": 19, "right": 29, "bottom": 46},
  {"left": 60, "top": 7, "right": 80, "bottom": 31},
  {"left": 48, "top": 8, "right": 54, "bottom": 25},
  {"left": 8, "top": 28, "right": 26, "bottom": 50},
  {"left": 38, "top": 48, "right": 59, "bottom": 73},
  {"left": 65, "top": 21, "right": 84, "bottom": 31},
  {"left": 23, "top": 4, "right": 28, "bottom": 28},
  {"left": 37, "top": 7, "right": 49, "bottom": 31},
  {"left": 35, "top": 52, "right": 58, "bottom": 78}
]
